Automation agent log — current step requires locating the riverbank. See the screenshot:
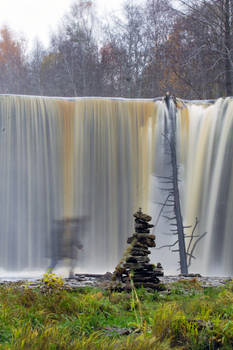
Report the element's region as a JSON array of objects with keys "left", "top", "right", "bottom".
[
  {"left": 0, "top": 273, "right": 232, "bottom": 349},
  {"left": 0, "top": 273, "right": 231, "bottom": 289}
]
